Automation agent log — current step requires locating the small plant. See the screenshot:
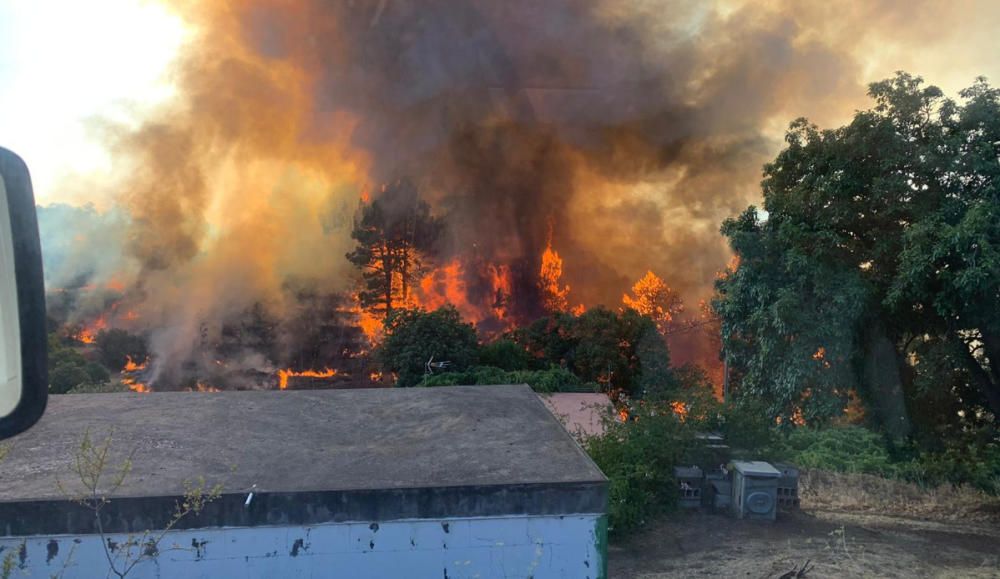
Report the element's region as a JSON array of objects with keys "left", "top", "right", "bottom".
[
  {"left": 0, "top": 543, "right": 20, "bottom": 579},
  {"left": 58, "top": 429, "right": 222, "bottom": 578}
]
